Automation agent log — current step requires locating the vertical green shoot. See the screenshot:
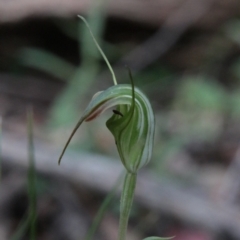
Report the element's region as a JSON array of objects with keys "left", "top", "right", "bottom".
[
  {"left": 78, "top": 15, "right": 118, "bottom": 86},
  {"left": 10, "top": 214, "right": 30, "bottom": 240},
  {"left": 118, "top": 172, "right": 137, "bottom": 240},
  {"left": 27, "top": 106, "right": 37, "bottom": 240}
]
